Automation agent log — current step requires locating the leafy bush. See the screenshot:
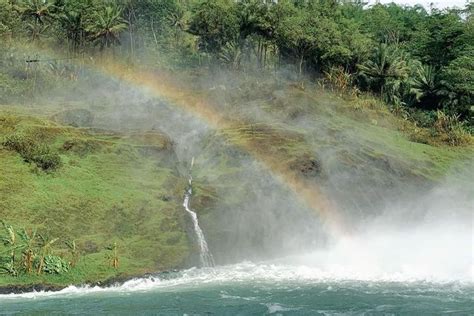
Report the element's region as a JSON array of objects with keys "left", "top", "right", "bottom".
[
  {"left": 433, "top": 110, "right": 471, "bottom": 146},
  {"left": 390, "top": 103, "right": 409, "bottom": 120},
  {"left": 2, "top": 131, "right": 61, "bottom": 171},
  {"left": 0, "top": 259, "right": 18, "bottom": 276},
  {"left": 42, "top": 255, "right": 70, "bottom": 274},
  {"left": 62, "top": 138, "right": 101, "bottom": 156},
  {"left": 324, "top": 66, "right": 354, "bottom": 93},
  {"left": 408, "top": 109, "right": 437, "bottom": 128},
  {"left": 406, "top": 126, "right": 431, "bottom": 145},
  {"left": 33, "top": 149, "right": 62, "bottom": 170},
  {"left": 0, "top": 73, "right": 29, "bottom": 102},
  {"left": 0, "top": 222, "right": 73, "bottom": 276}
]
